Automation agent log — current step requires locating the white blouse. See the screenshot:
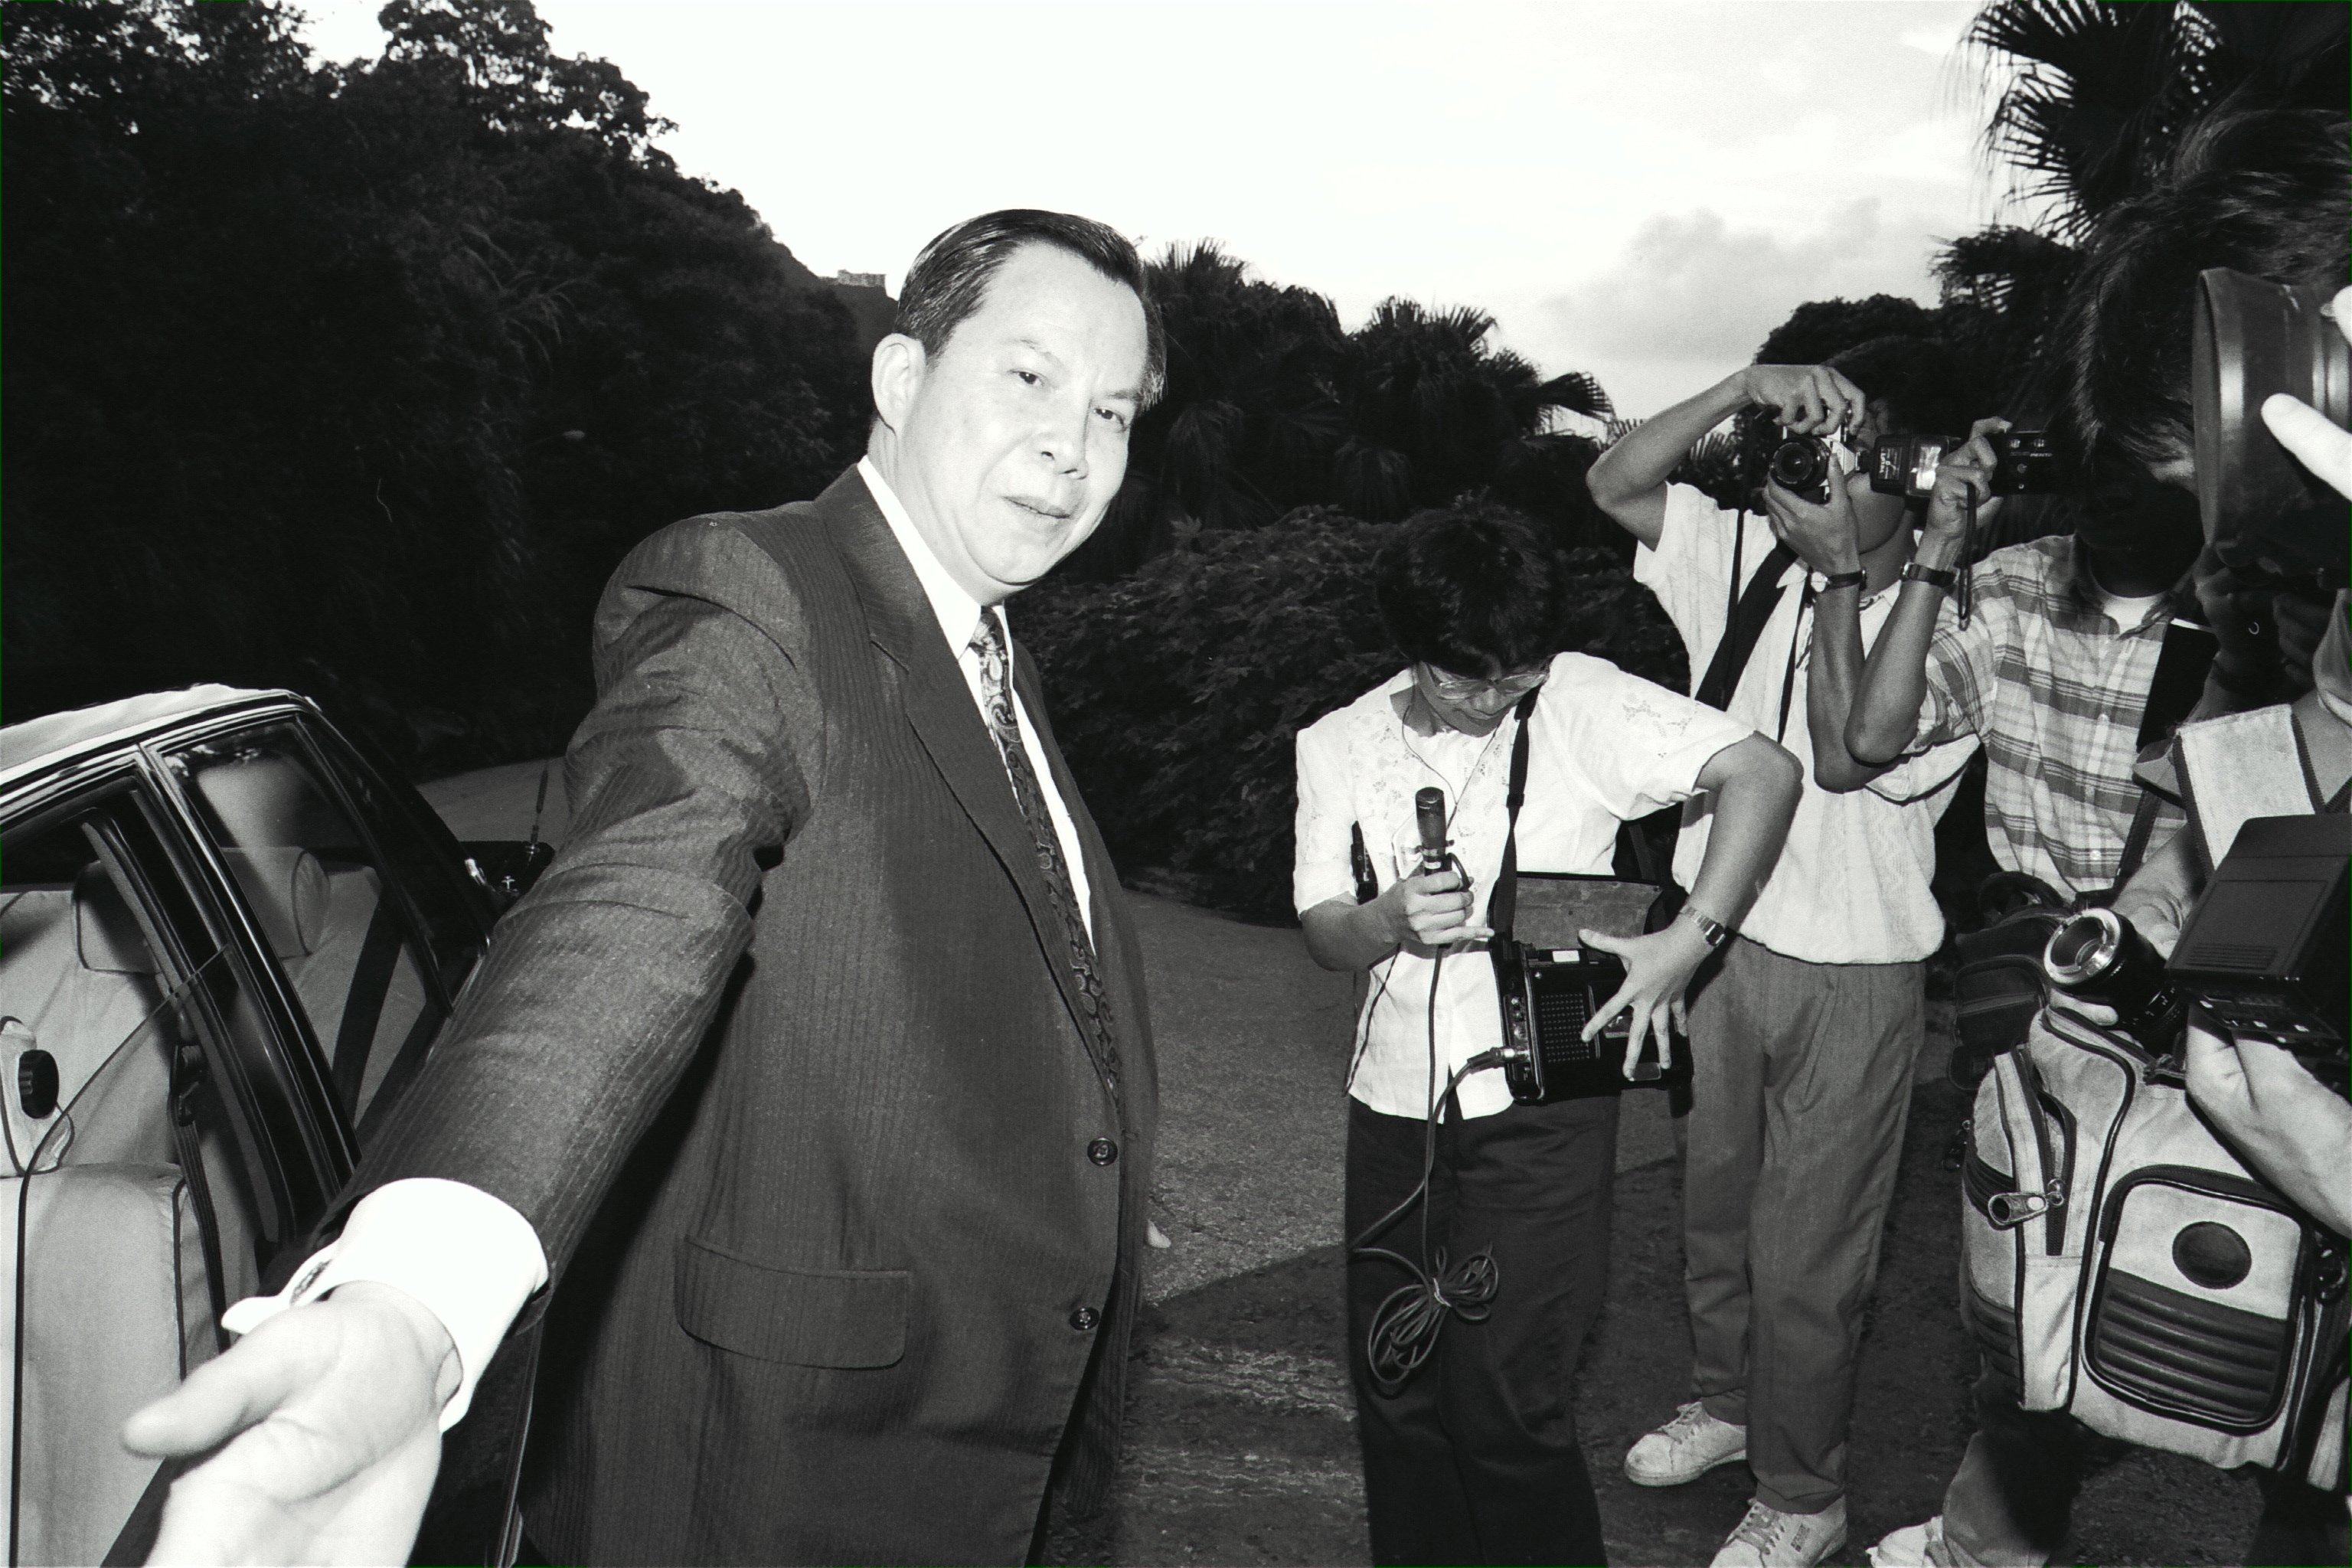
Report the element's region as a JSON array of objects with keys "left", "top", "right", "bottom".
[{"left": 1293, "top": 652, "right": 1752, "bottom": 1119}]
